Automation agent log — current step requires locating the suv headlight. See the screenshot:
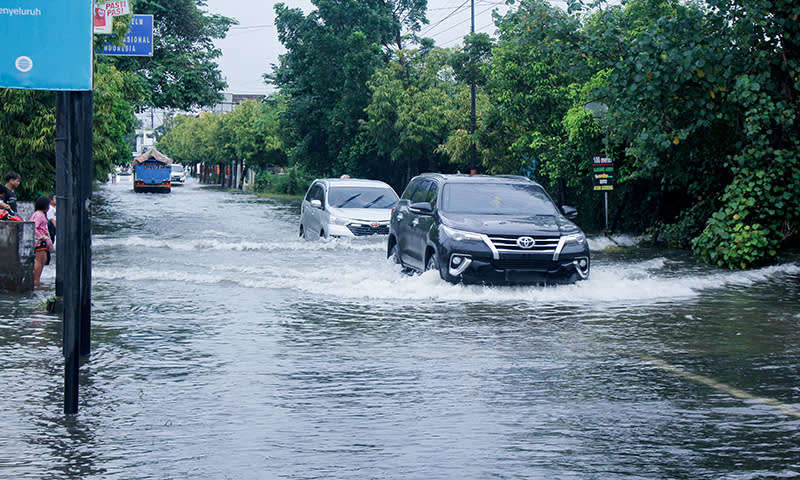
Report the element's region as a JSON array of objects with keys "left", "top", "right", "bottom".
[
  {"left": 440, "top": 224, "right": 484, "bottom": 242},
  {"left": 563, "top": 232, "right": 586, "bottom": 245}
]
